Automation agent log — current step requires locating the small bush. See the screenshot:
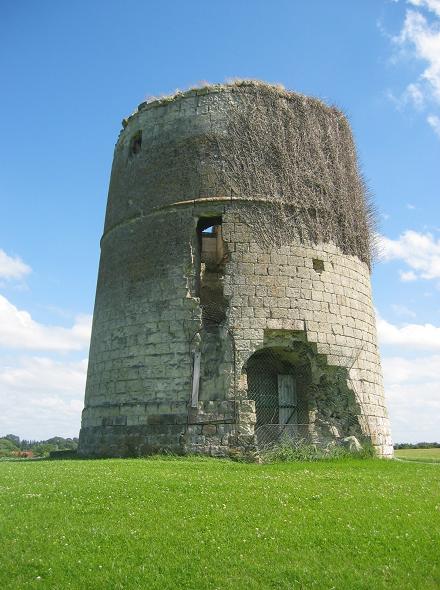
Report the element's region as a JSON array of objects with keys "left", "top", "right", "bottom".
[{"left": 49, "top": 449, "right": 78, "bottom": 460}]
